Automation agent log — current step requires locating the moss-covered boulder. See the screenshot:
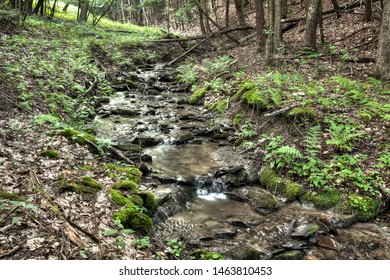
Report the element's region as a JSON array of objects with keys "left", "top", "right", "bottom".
[
  {"left": 301, "top": 189, "right": 341, "bottom": 209},
  {"left": 287, "top": 107, "right": 317, "bottom": 122},
  {"left": 140, "top": 191, "right": 156, "bottom": 214},
  {"left": 113, "top": 180, "right": 139, "bottom": 192},
  {"left": 273, "top": 250, "right": 303, "bottom": 260},
  {"left": 75, "top": 176, "right": 103, "bottom": 190},
  {"left": 108, "top": 189, "right": 134, "bottom": 207},
  {"left": 259, "top": 167, "right": 304, "bottom": 201},
  {"left": 112, "top": 206, "right": 152, "bottom": 234},
  {"left": 60, "top": 128, "right": 97, "bottom": 145}
]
